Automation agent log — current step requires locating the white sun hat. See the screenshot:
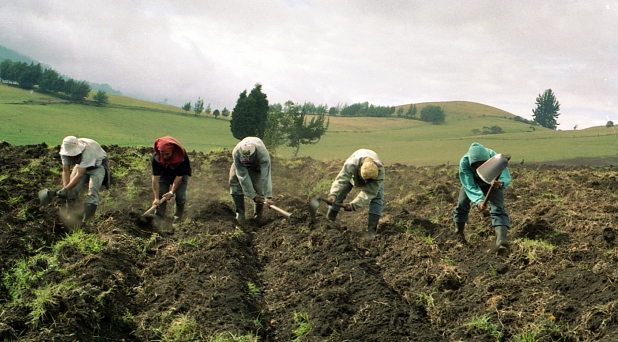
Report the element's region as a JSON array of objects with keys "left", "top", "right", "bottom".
[{"left": 60, "top": 136, "right": 86, "bottom": 156}]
